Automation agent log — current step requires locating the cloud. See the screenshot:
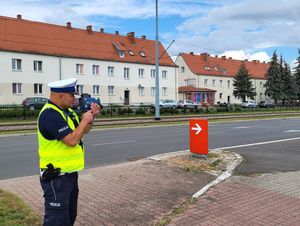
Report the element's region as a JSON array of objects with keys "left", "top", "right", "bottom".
[{"left": 221, "top": 50, "right": 270, "bottom": 62}]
